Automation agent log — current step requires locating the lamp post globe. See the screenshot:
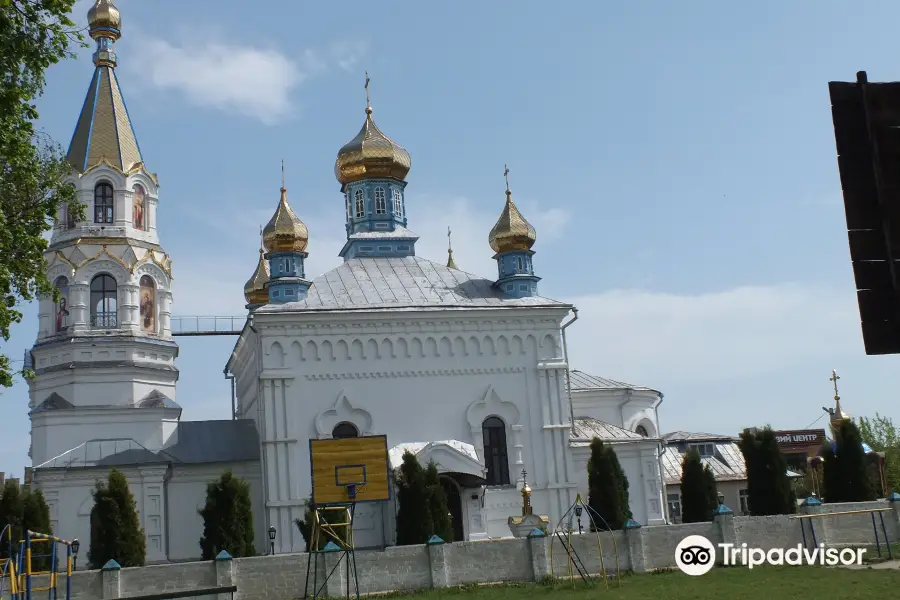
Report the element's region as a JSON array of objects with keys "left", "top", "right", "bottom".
[
  {"left": 268, "top": 526, "right": 277, "bottom": 555},
  {"left": 71, "top": 539, "right": 80, "bottom": 571}
]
